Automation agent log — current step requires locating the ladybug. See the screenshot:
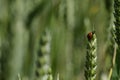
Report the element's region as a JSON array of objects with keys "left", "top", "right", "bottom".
[{"left": 87, "top": 31, "right": 95, "bottom": 41}]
